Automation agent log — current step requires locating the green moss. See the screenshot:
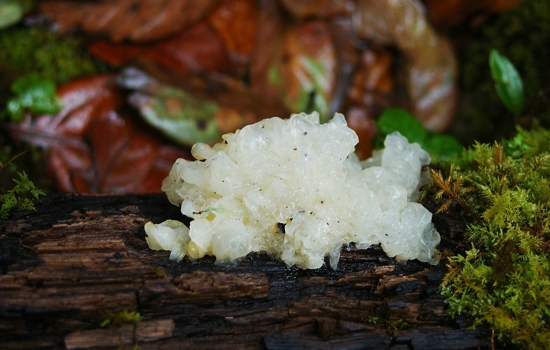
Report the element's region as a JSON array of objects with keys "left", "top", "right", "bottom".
[
  {"left": 0, "top": 26, "right": 108, "bottom": 87},
  {"left": 99, "top": 309, "right": 143, "bottom": 349},
  {"left": 431, "top": 126, "right": 550, "bottom": 349},
  {"left": 0, "top": 26, "right": 108, "bottom": 191},
  {"left": 100, "top": 309, "right": 142, "bottom": 327}
]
